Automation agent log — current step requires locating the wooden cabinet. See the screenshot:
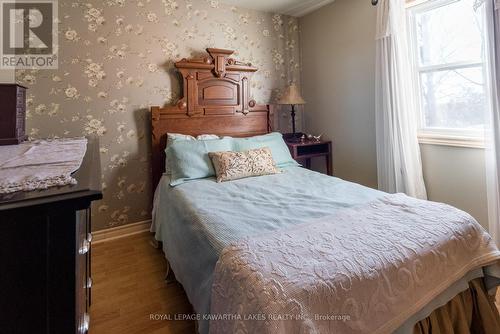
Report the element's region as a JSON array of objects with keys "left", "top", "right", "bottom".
[
  {"left": 0, "top": 84, "right": 27, "bottom": 145},
  {"left": 0, "top": 137, "right": 102, "bottom": 334}
]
